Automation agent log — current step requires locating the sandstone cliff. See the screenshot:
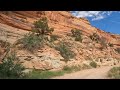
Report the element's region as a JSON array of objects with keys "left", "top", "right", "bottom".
[
  {"left": 0, "top": 11, "right": 120, "bottom": 70},
  {"left": 0, "top": 11, "right": 119, "bottom": 45}
]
